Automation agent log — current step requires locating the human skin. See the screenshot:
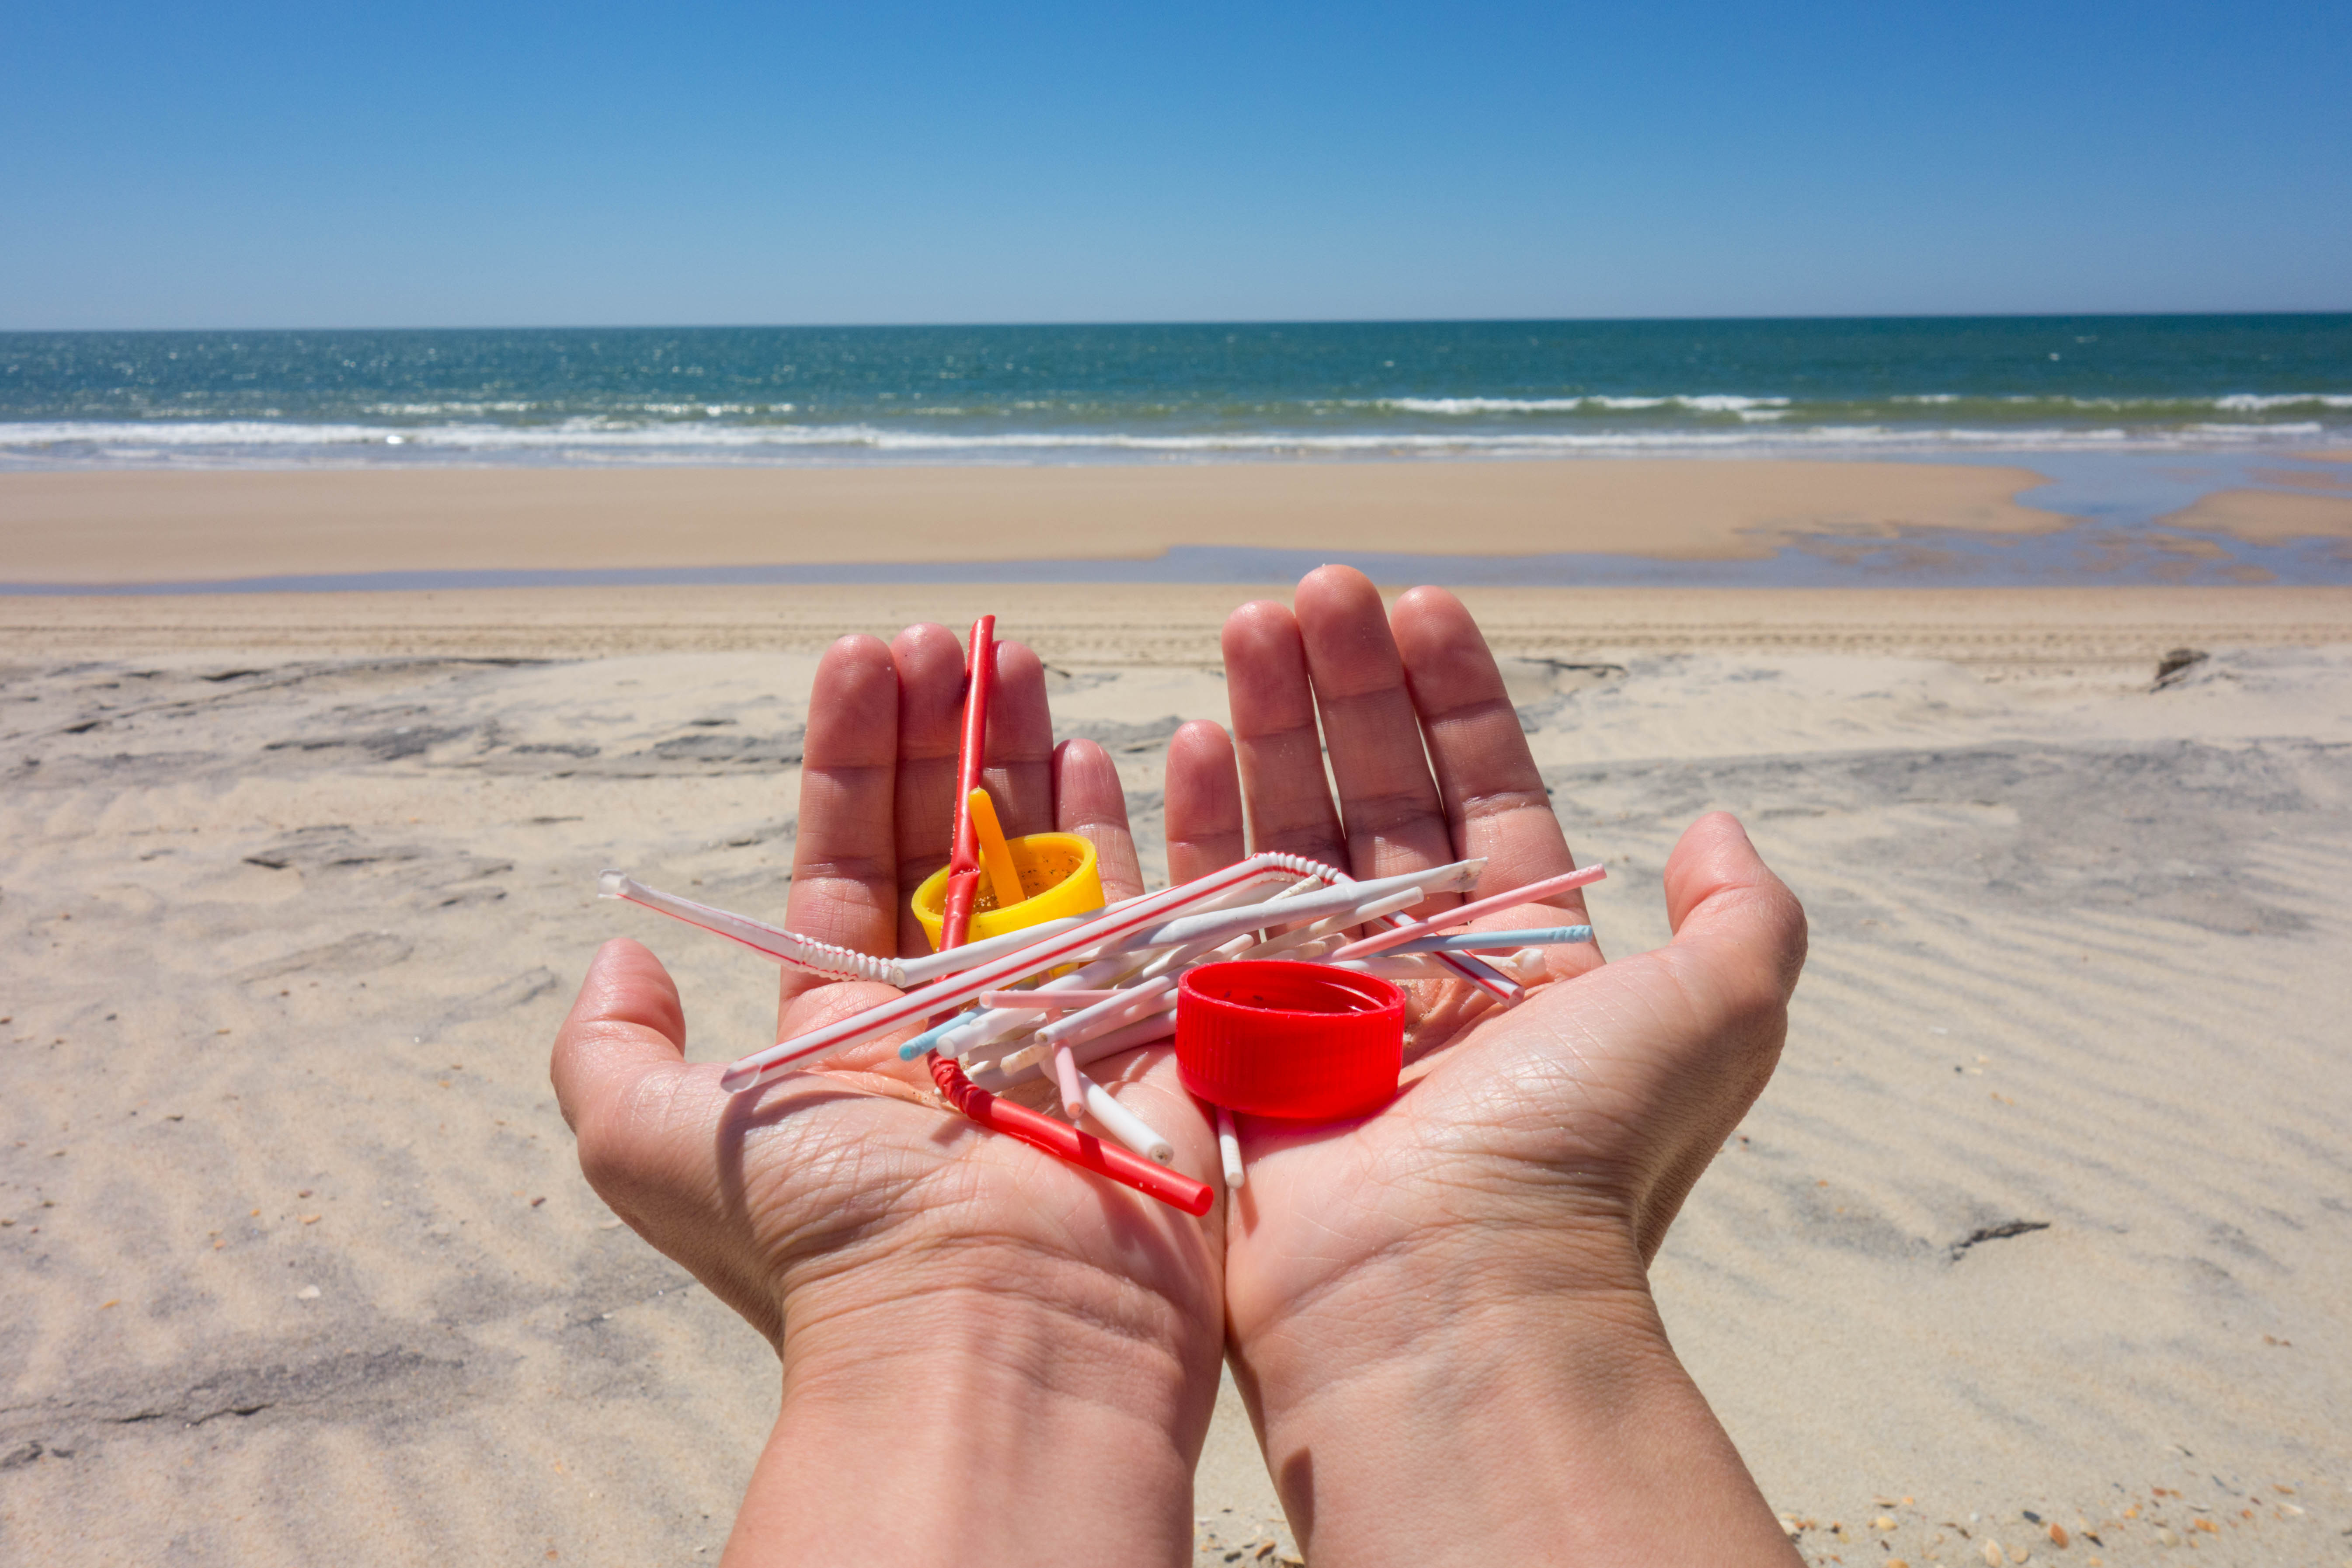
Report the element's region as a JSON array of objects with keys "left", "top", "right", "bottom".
[
  {"left": 552, "top": 584, "right": 1809, "bottom": 1566},
  {"left": 549, "top": 626, "right": 1226, "bottom": 1568},
  {"left": 1162, "top": 565, "right": 1809, "bottom": 1568}
]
